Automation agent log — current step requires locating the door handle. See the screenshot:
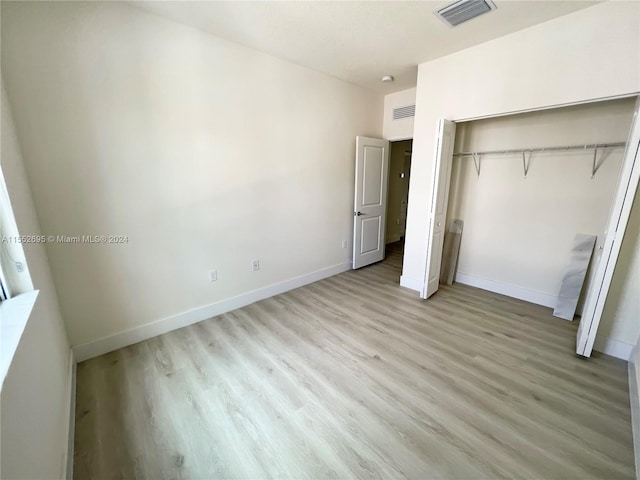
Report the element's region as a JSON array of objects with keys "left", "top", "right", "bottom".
[{"left": 355, "top": 211, "right": 365, "bottom": 216}]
